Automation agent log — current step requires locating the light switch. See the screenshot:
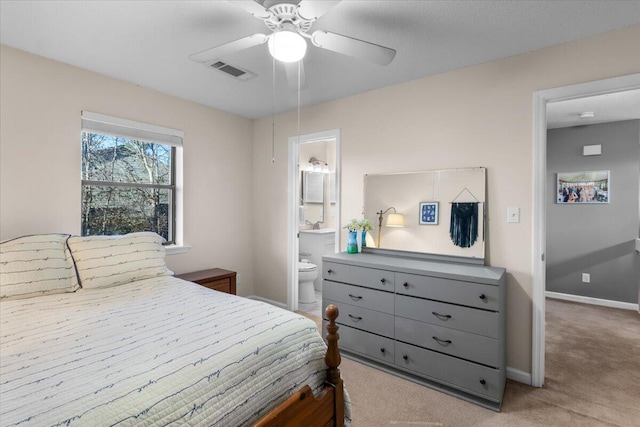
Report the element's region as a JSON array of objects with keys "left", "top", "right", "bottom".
[{"left": 507, "top": 207, "right": 520, "bottom": 223}]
